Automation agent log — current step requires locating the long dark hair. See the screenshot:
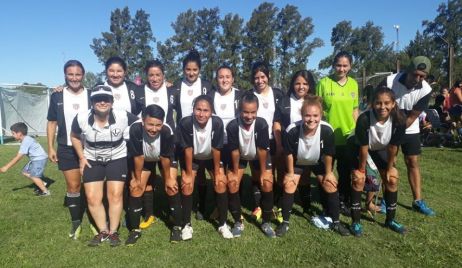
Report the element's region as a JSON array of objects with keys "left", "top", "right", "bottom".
[
  {"left": 288, "top": 70, "right": 316, "bottom": 96},
  {"left": 371, "top": 86, "right": 405, "bottom": 125}
]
